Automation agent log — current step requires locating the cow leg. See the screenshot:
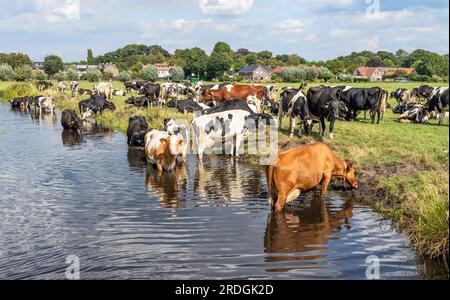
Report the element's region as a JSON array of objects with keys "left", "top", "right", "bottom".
[
  {"left": 370, "top": 110, "right": 376, "bottom": 125},
  {"left": 289, "top": 116, "right": 294, "bottom": 138},
  {"left": 235, "top": 134, "right": 244, "bottom": 158},
  {"left": 321, "top": 173, "right": 332, "bottom": 199},
  {"left": 329, "top": 118, "right": 335, "bottom": 139},
  {"left": 320, "top": 115, "right": 326, "bottom": 137}
]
